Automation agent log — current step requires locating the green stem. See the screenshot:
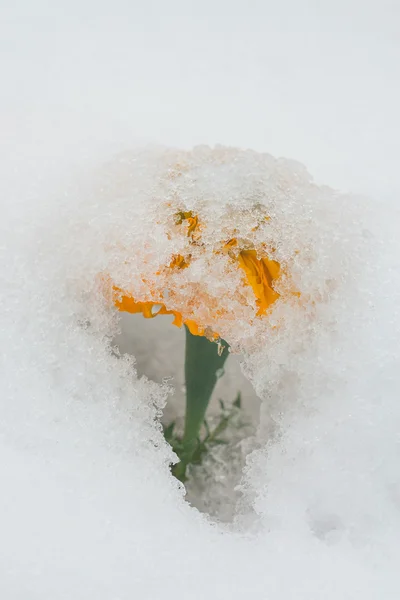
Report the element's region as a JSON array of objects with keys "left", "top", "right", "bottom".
[{"left": 173, "top": 326, "right": 229, "bottom": 480}]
